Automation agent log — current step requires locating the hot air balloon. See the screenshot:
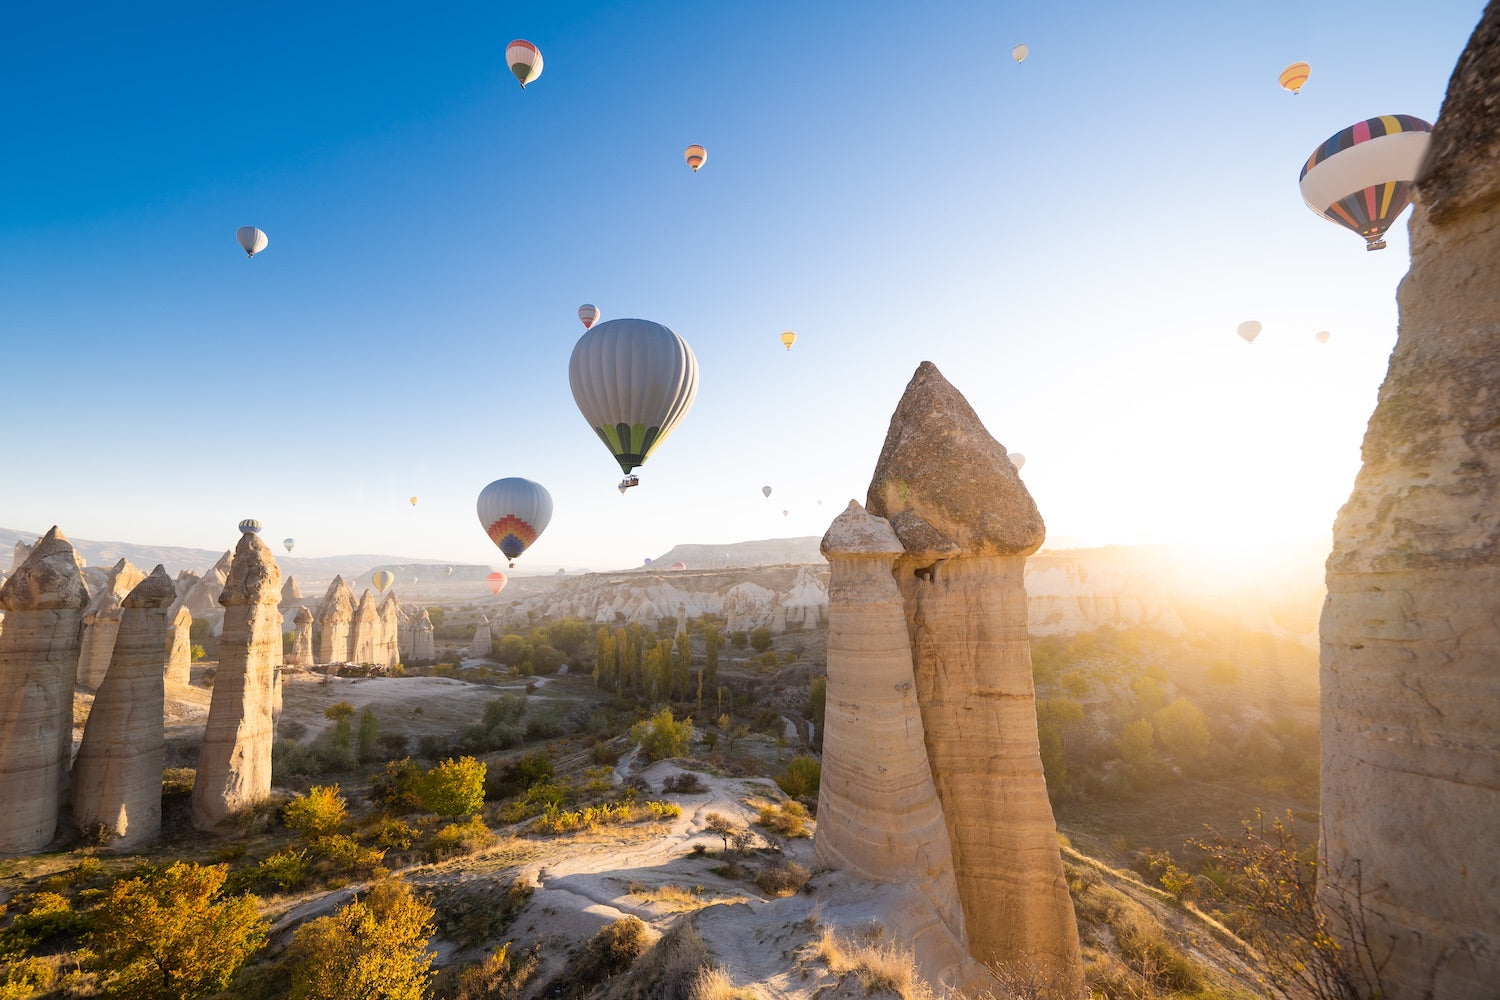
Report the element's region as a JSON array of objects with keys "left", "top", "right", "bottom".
[
  {"left": 283, "top": 538, "right": 295, "bottom": 553},
  {"left": 506, "top": 39, "right": 543, "bottom": 88},
  {"left": 486, "top": 571, "right": 507, "bottom": 595},
  {"left": 670, "top": 561, "right": 687, "bottom": 571},
  {"left": 1238, "top": 321, "right": 1262, "bottom": 343},
  {"left": 1316, "top": 330, "right": 1331, "bottom": 344},
  {"left": 684, "top": 144, "right": 707, "bottom": 172},
  {"left": 578, "top": 304, "right": 599, "bottom": 329},
  {"left": 1279, "top": 61, "right": 1311, "bottom": 94},
  {"left": 782, "top": 509, "right": 789, "bottom": 518},
  {"left": 238, "top": 519, "right": 261, "bottom": 534},
  {"left": 1299, "top": 115, "right": 1433, "bottom": 251},
  {"left": 477, "top": 477, "right": 553, "bottom": 568},
  {"left": 780, "top": 331, "right": 796, "bottom": 351},
  {"left": 762, "top": 486, "right": 772, "bottom": 498},
  {"left": 410, "top": 496, "right": 418, "bottom": 506},
  {"left": 235, "top": 227, "right": 268, "bottom": 258},
  {"left": 372, "top": 570, "right": 394, "bottom": 593},
  {"left": 1008, "top": 453, "right": 1026, "bottom": 471},
  {"left": 644, "top": 557, "right": 654, "bottom": 567},
  {"left": 1012, "top": 43, "right": 1028, "bottom": 63},
  {"left": 444, "top": 566, "right": 454, "bottom": 576},
  {"left": 568, "top": 318, "right": 699, "bottom": 484}
]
